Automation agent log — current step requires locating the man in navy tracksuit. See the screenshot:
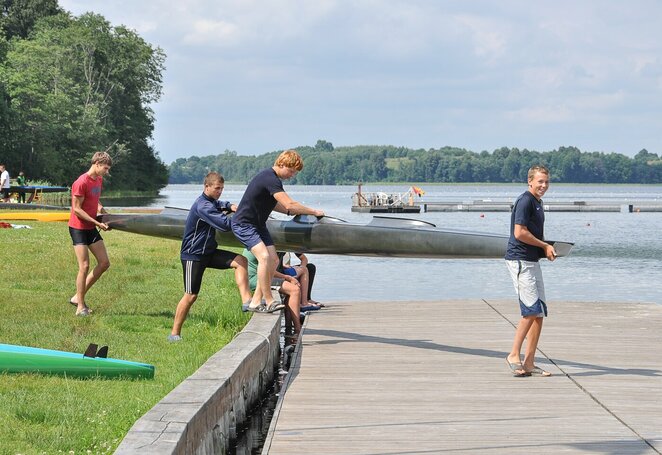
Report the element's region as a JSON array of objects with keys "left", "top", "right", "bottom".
[{"left": 169, "top": 172, "right": 252, "bottom": 342}]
